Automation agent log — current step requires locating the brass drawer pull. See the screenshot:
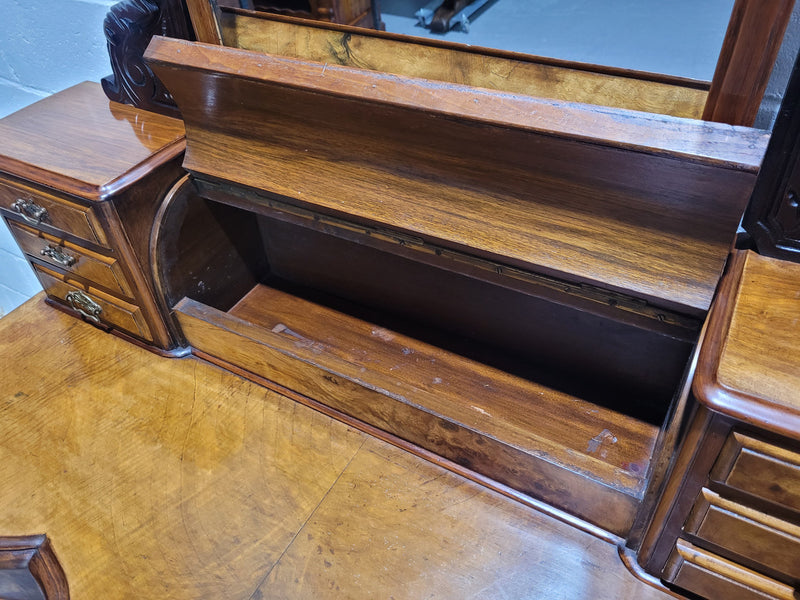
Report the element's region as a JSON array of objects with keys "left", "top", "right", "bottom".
[
  {"left": 41, "top": 244, "right": 76, "bottom": 267},
  {"left": 65, "top": 290, "right": 102, "bottom": 324},
  {"left": 12, "top": 197, "right": 49, "bottom": 225}
]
